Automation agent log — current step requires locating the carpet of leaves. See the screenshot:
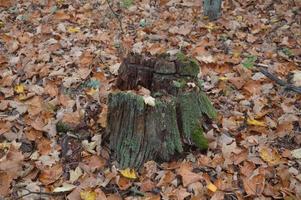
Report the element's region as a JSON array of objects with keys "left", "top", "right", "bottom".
[{"left": 0, "top": 0, "right": 301, "bottom": 199}]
